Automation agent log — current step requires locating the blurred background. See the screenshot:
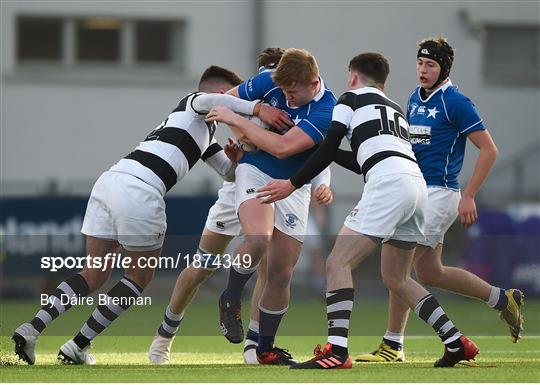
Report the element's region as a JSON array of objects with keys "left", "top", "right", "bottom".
[{"left": 1, "top": 0, "right": 539, "bottom": 335}]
